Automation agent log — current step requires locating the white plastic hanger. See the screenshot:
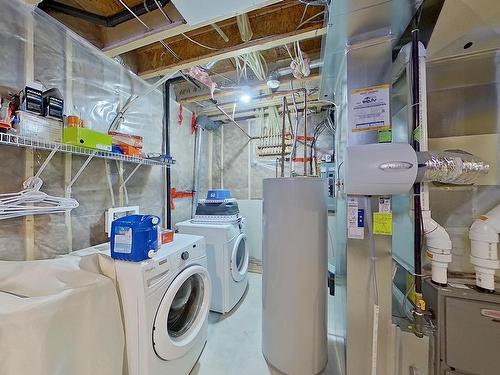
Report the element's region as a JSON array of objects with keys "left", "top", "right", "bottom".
[{"left": 0, "top": 148, "right": 79, "bottom": 220}]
